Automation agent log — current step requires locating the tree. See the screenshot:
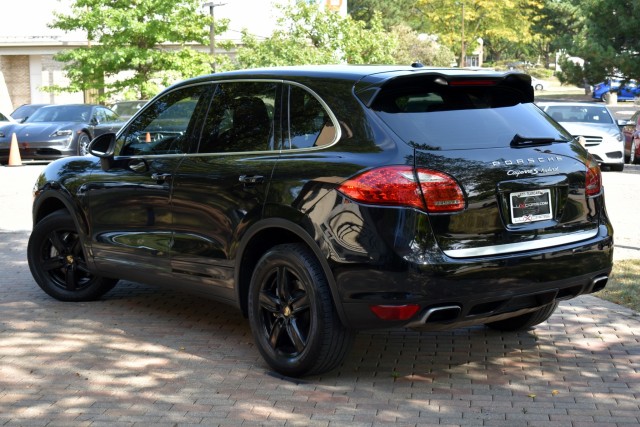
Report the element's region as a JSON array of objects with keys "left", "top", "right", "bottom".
[
  {"left": 390, "top": 25, "right": 456, "bottom": 66},
  {"left": 348, "top": 0, "right": 424, "bottom": 30},
  {"left": 531, "top": 0, "right": 586, "bottom": 68},
  {"left": 417, "top": 0, "right": 544, "bottom": 64},
  {"left": 234, "top": 2, "right": 396, "bottom": 69},
  {"left": 48, "top": 0, "right": 227, "bottom": 101},
  {"left": 558, "top": 0, "right": 640, "bottom": 86}
]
